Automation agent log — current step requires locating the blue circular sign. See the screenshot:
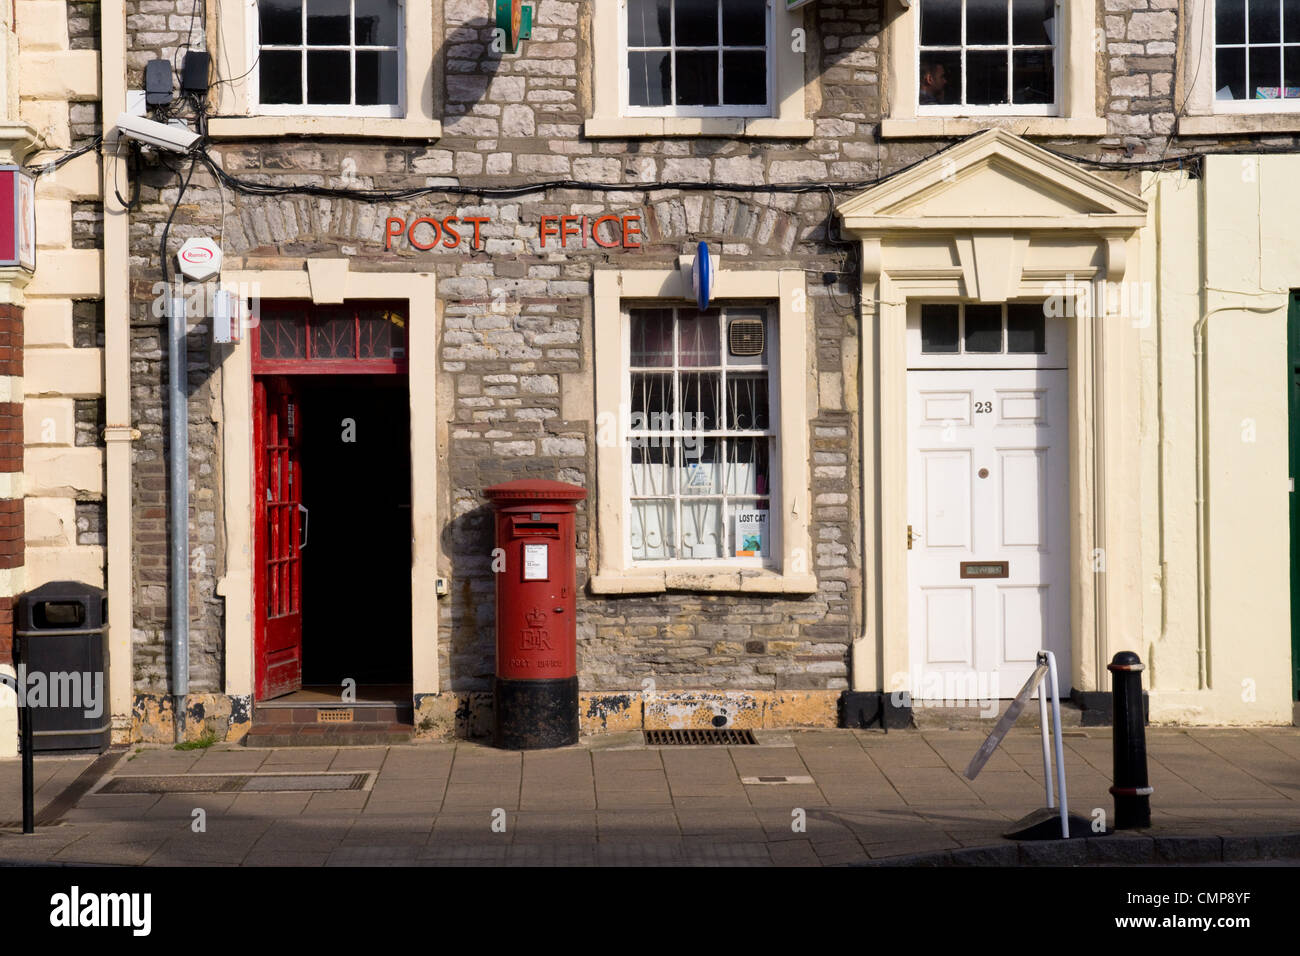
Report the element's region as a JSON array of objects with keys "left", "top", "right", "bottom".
[{"left": 693, "top": 241, "right": 712, "bottom": 311}]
